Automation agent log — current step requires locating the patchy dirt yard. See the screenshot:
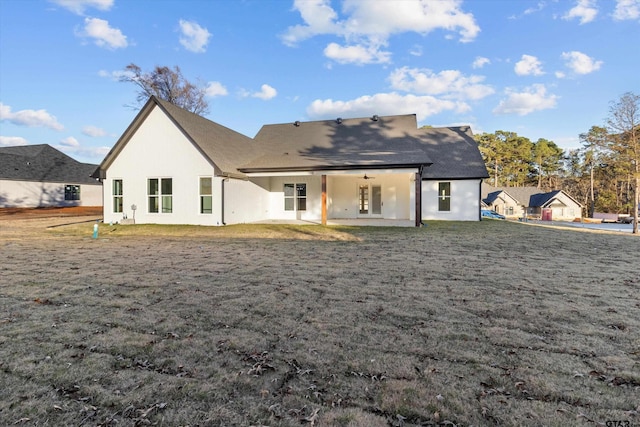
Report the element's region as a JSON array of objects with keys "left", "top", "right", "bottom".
[{"left": 0, "top": 216, "right": 639, "bottom": 426}]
